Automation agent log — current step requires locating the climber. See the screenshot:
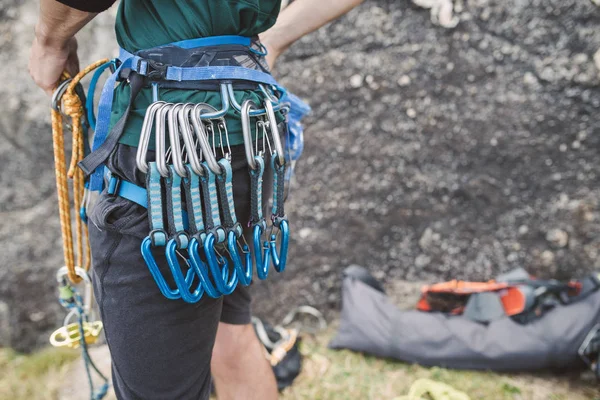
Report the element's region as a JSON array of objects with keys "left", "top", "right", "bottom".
[{"left": 29, "top": 1, "right": 363, "bottom": 399}]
